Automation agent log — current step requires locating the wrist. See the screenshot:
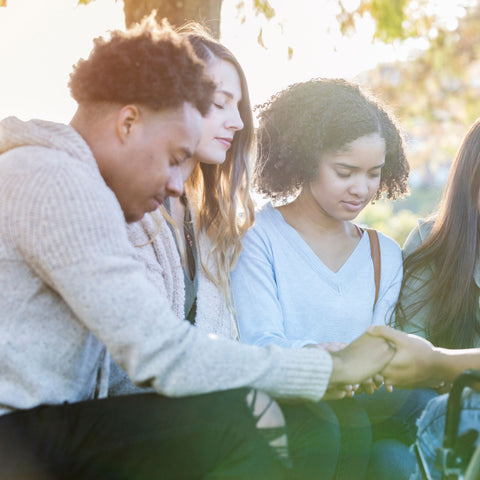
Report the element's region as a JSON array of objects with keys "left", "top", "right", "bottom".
[
  {"left": 329, "top": 351, "right": 346, "bottom": 386},
  {"left": 435, "top": 347, "right": 480, "bottom": 382}
]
